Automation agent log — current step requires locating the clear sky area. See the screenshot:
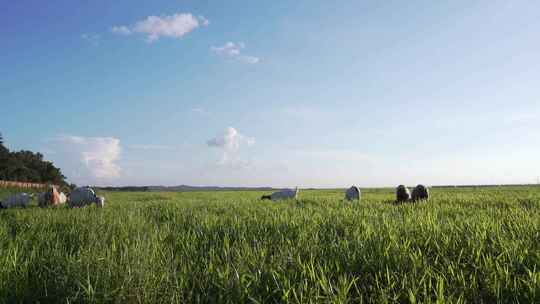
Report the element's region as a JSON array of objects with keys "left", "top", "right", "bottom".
[{"left": 2, "top": 0, "right": 539, "bottom": 187}]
